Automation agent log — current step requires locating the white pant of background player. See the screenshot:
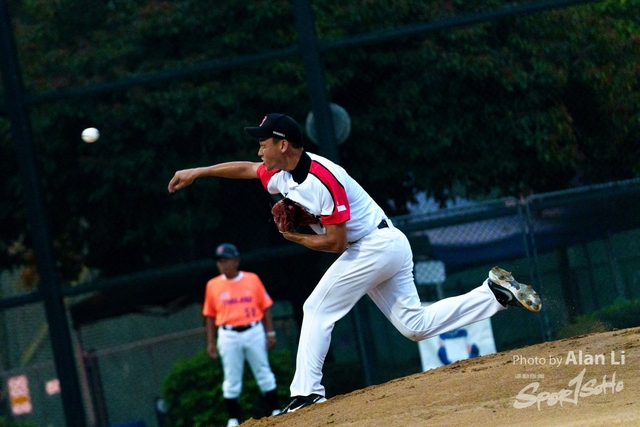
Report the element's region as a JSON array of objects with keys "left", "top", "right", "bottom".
[
  {"left": 291, "top": 222, "right": 506, "bottom": 397},
  {"left": 217, "top": 323, "right": 277, "bottom": 398}
]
